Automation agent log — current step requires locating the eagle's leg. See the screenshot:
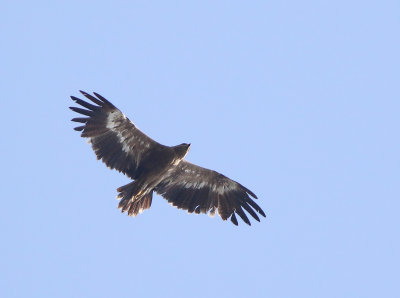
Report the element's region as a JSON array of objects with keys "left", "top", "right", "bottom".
[{"left": 117, "top": 181, "right": 153, "bottom": 216}]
